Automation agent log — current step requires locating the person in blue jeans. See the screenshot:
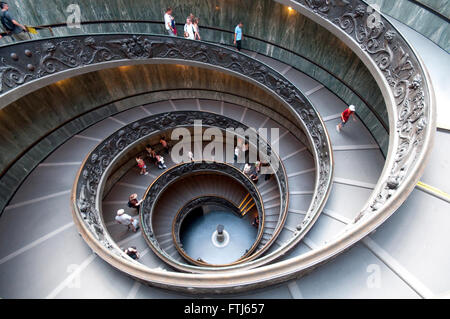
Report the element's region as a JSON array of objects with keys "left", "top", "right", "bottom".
[{"left": 234, "top": 22, "right": 243, "bottom": 51}]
